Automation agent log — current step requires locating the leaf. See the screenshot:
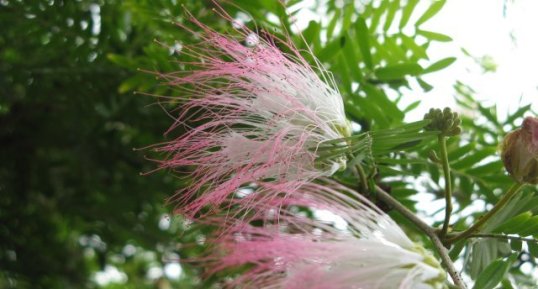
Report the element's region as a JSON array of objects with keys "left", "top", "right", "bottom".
[
  {"left": 417, "top": 78, "right": 433, "bottom": 92},
  {"left": 505, "top": 104, "right": 531, "bottom": 125},
  {"left": 477, "top": 104, "right": 500, "bottom": 127},
  {"left": 451, "top": 147, "right": 496, "bottom": 170},
  {"left": 286, "top": 0, "right": 302, "bottom": 6},
  {"left": 528, "top": 241, "right": 538, "bottom": 258},
  {"left": 459, "top": 176, "right": 473, "bottom": 196},
  {"left": 384, "top": 36, "right": 407, "bottom": 60},
  {"left": 392, "top": 188, "right": 416, "bottom": 198},
  {"left": 335, "top": 52, "right": 353, "bottom": 94},
  {"left": 374, "top": 63, "right": 423, "bottom": 80},
  {"left": 519, "top": 216, "right": 538, "bottom": 236},
  {"left": 118, "top": 76, "right": 142, "bottom": 94},
  {"left": 472, "top": 254, "right": 516, "bottom": 289},
  {"left": 399, "top": 0, "right": 419, "bottom": 28},
  {"left": 383, "top": 0, "right": 400, "bottom": 32},
  {"left": 449, "top": 241, "right": 465, "bottom": 259},
  {"left": 417, "top": 30, "right": 453, "bottom": 42},
  {"left": 466, "top": 161, "right": 502, "bottom": 176},
  {"left": 344, "top": 100, "right": 363, "bottom": 122},
  {"left": 448, "top": 142, "right": 475, "bottom": 161},
  {"left": 373, "top": 133, "right": 437, "bottom": 154},
  {"left": 107, "top": 53, "right": 135, "bottom": 69},
  {"left": 510, "top": 239, "right": 522, "bottom": 251},
  {"left": 342, "top": 31, "right": 363, "bottom": 80},
  {"left": 346, "top": 95, "right": 390, "bottom": 128},
  {"left": 403, "top": 100, "right": 420, "bottom": 113},
  {"left": 354, "top": 17, "right": 373, "bottom": 69},
  {"left": 301, "top": 21, "right": 321, "bottom": 51},
  {"left": 400, "top": 34, "right": 428, "bottom": 60},
  {"left": 326, "top": 9, "right": 340, "bottom": 40},
  {"left": 520, "top": 196, "right": 538, "bottom": 213},
  {"left": 362, "top": 83, "right": 404, "bottom": 121},
  {"left": 369, "top": 0, "right": 389, "bottom": 31},
  {"left": 493, "top": 211, "right": 532, "bottom": 234},
  {"left": 428, "top": 164, "right": 440, "bottom": 185},
  {"left": 501, "top": 279, "right": 515, "bottom": 289},
  {"left": 318, "top": 37, "right": 345, "bottom": 61},
  {"left": 342, "top": 3, "right": 354, "bottom": 30},
  {"left": 415, "top": 0, "right": 446, "bottom": 26},
  {"left": 422, "top": 57, "right": 456, "bottom": 74}
]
